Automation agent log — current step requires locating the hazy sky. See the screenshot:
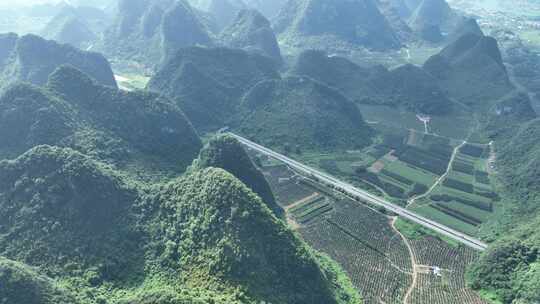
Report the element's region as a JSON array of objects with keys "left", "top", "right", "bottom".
[{"left": 0, "top": 0, "right": 66, "bottom": 8}]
